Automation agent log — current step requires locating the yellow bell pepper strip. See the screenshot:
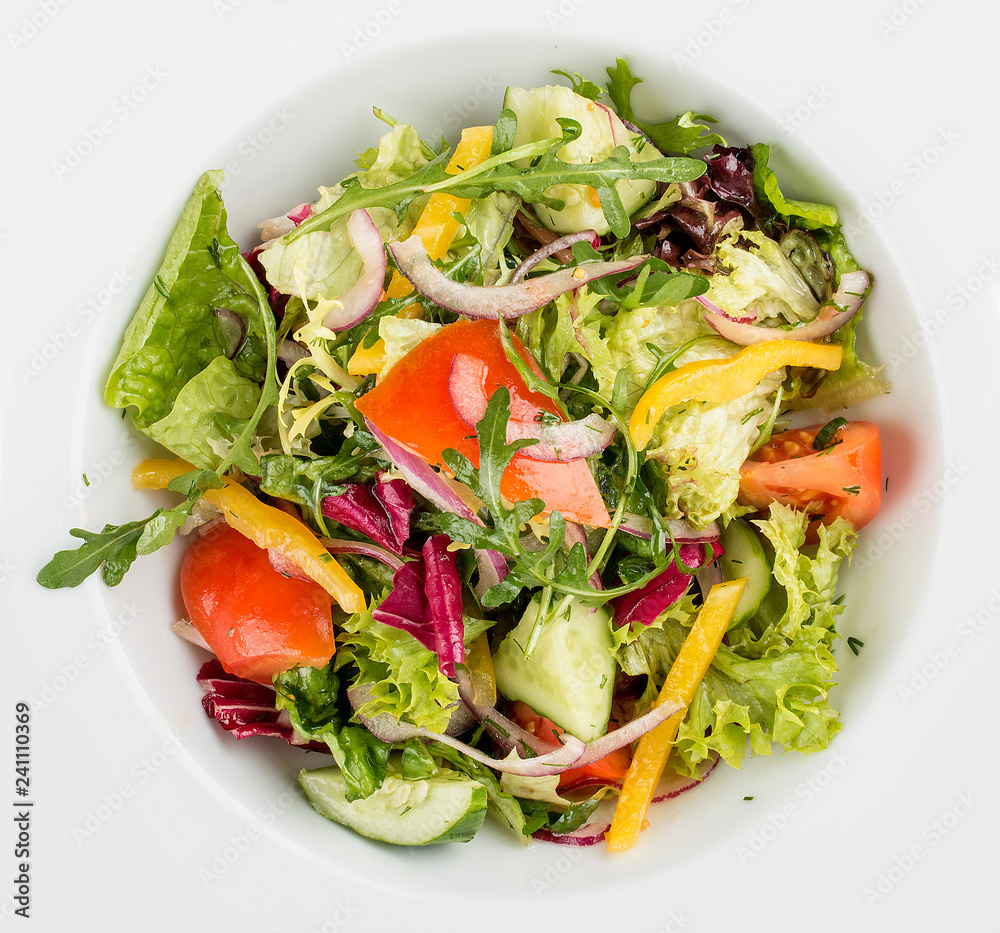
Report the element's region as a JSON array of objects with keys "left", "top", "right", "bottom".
[
  {"left": 606, "top": 578, "right": 747, "bottom": 853},
  {"left": 131, "top": 458, "right": 366, "bottom": 613},
  {"left": 348, "top": 125, "right": 495, "bottom": 376},
  {"left": 628, "top": 340, "right": 843, "bottom": 451}
]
